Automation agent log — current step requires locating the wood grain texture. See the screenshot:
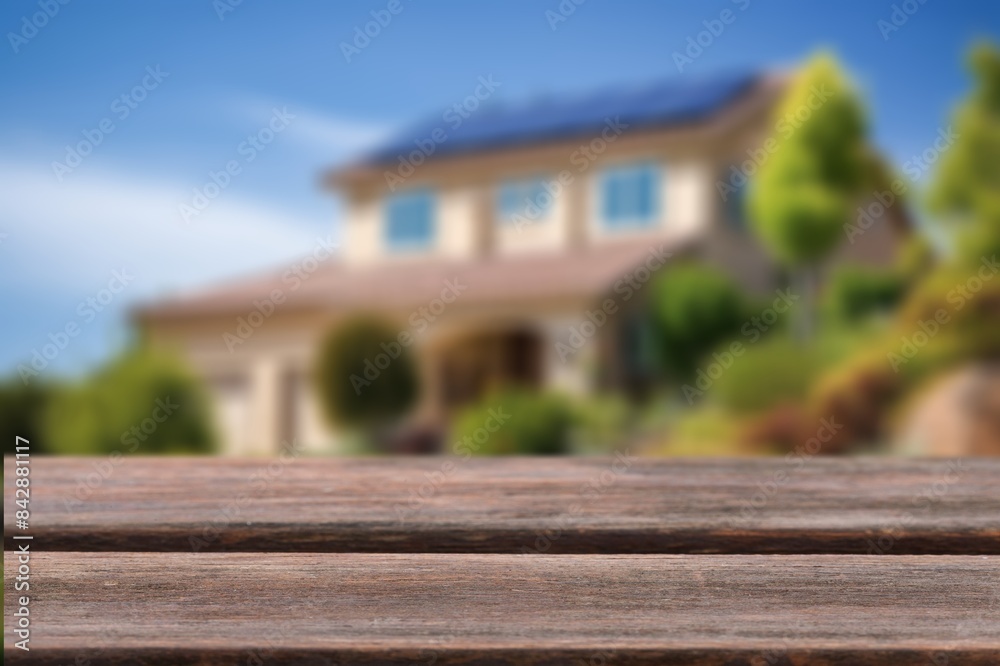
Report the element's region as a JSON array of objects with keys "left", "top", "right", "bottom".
[
  {"left": 4, "top": 552, "right": 999, "bottom": 665},
  {"left": 4, "top": 456, "right": 999, "bottom": 553}
]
